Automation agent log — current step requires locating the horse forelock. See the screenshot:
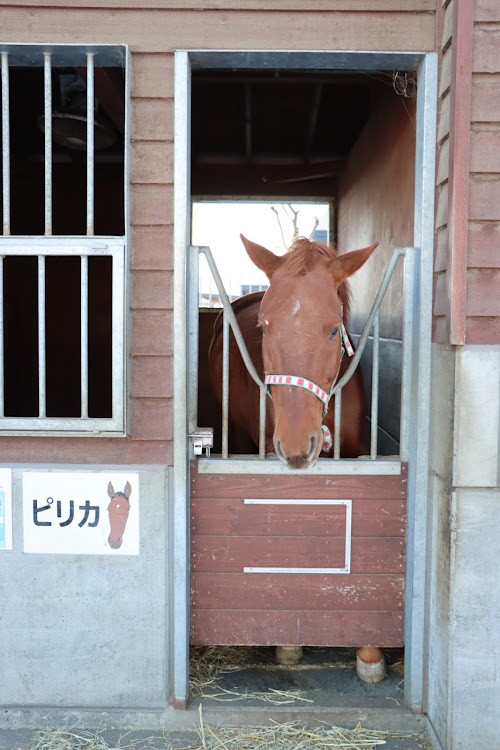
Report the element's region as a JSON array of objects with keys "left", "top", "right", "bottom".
[{"left": 282, "top": 237, "right": 351, "bottom": 324}]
